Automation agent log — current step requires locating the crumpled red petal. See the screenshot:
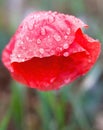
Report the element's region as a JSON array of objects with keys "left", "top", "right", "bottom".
[{"left": 2, "top": 11, "right": 101, "bottom": 91}]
